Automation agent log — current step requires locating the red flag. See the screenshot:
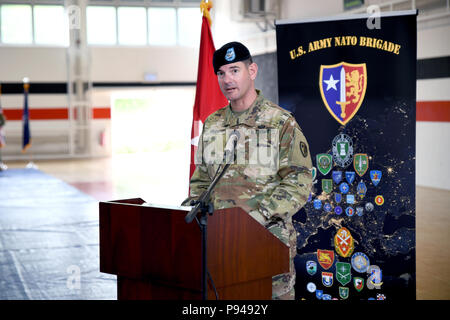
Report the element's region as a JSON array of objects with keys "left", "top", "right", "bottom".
[{"left": 190, "top": 1, "right": 227, "bottom": 178}]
